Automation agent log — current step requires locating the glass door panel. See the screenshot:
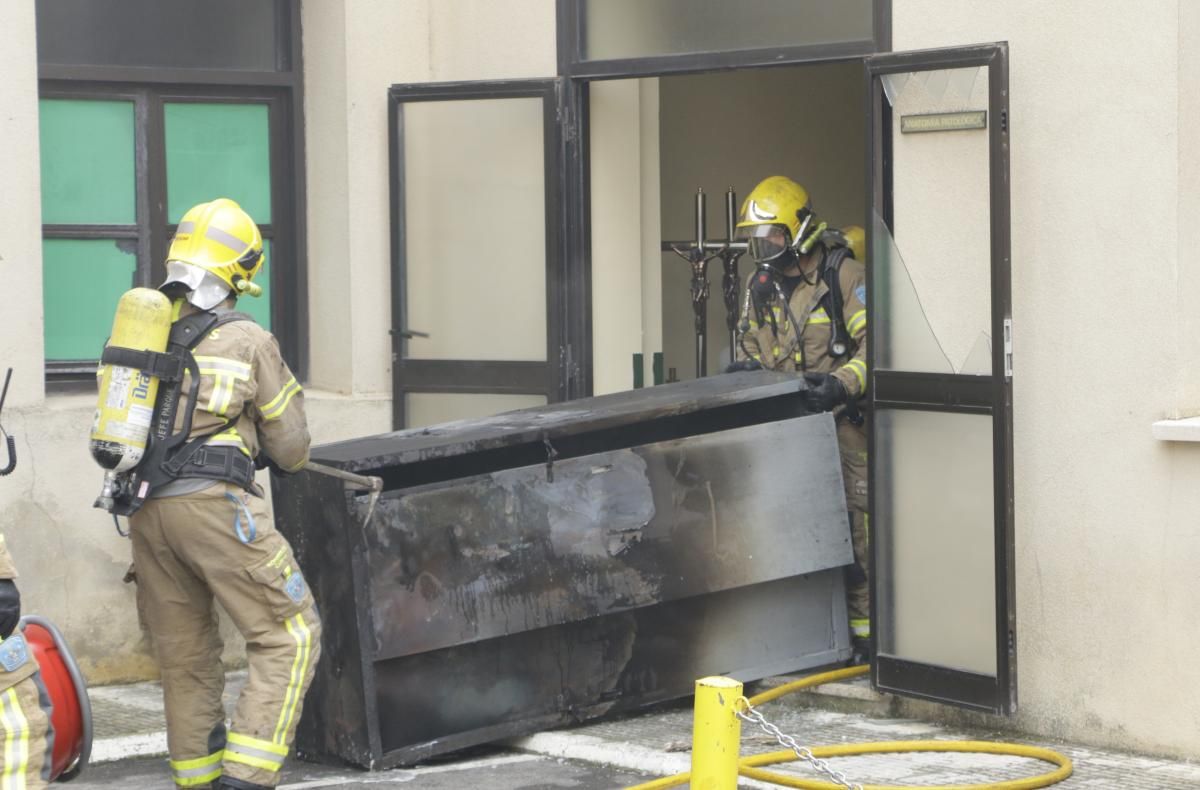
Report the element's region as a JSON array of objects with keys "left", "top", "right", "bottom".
[
  {"left": 875, "top": 408, "right": 996, "bottom": 675},
  {"left": 402, "top": 98, "right": 547, "bottom": 362},
  {"left": 875, "top": 65, "right": 992, "bottom": 375},
  {"left": 389, "top": 81, "right": 563, "bottom": 429},
  {"left": 867, "top": 44, "right": 1014, "bottom": 714}
]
